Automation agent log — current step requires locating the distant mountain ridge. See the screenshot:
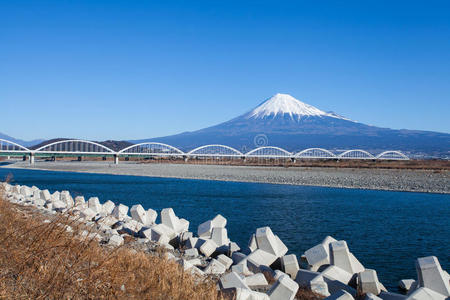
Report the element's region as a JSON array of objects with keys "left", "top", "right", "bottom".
[
  {"left": 0, "top": 132, "right": 44, "bottom": 148},
  {"left": 132, "top": 93, "right": 450, "bottom": 158}
]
